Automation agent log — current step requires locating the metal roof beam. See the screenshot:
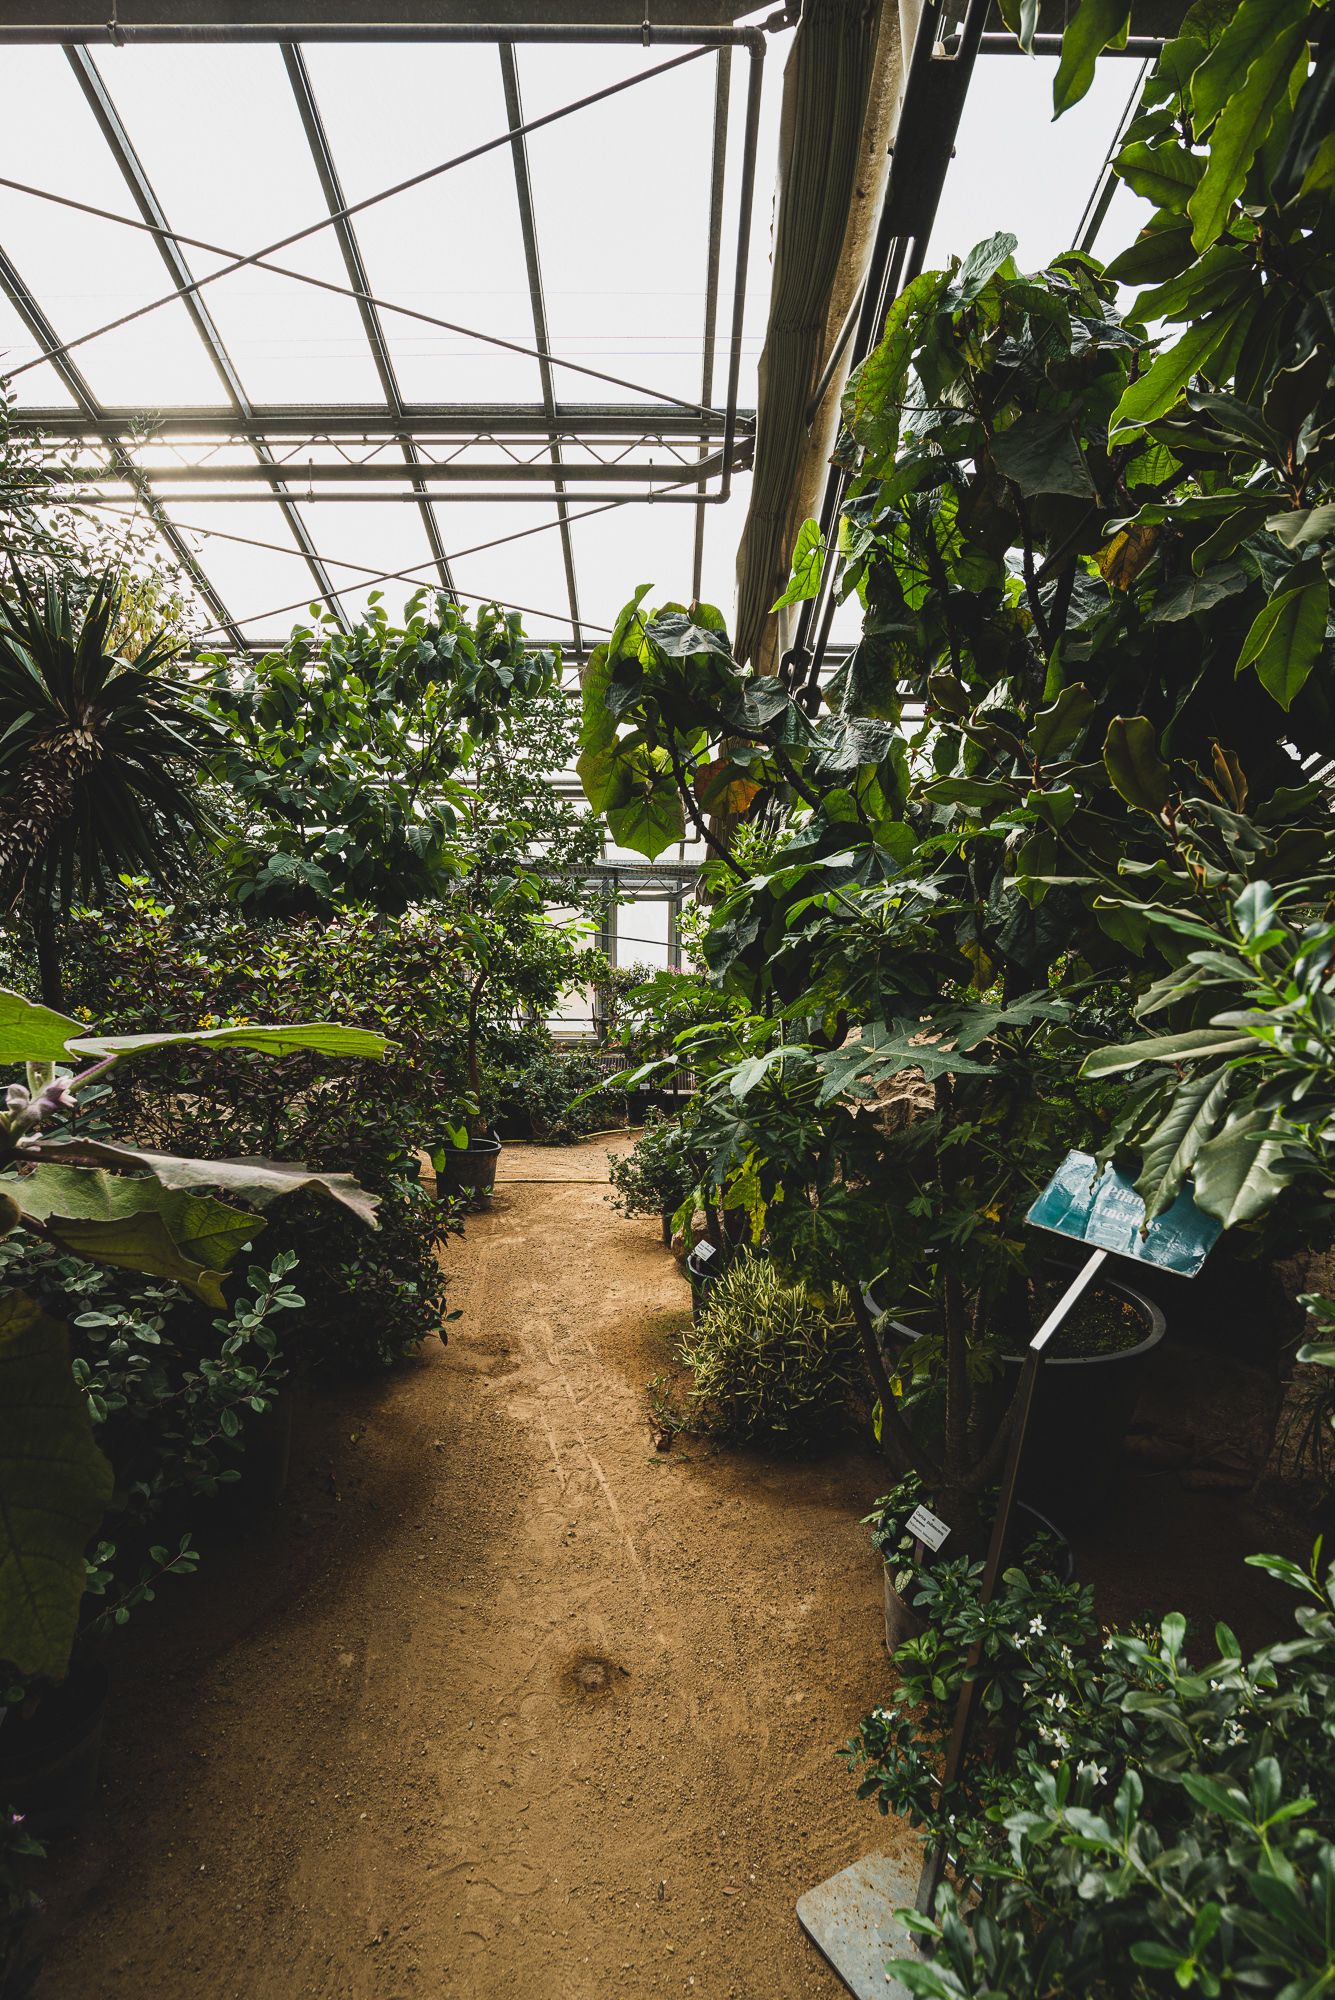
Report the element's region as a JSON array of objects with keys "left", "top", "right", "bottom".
[
  {"left": 280, "top": 42, "right": 456, "bottom": 600},
  {"left": 499, "top": 41, "right": 582, "bottom": 656},
  {"left": 65, "top": 45, "right": 350, "bottom": 629},
  {"left": 11, "top": 405, "right": 754, "bottom": 441},
  {"left": 0, "top": 240, "right": 247, "bottom": 648}
]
